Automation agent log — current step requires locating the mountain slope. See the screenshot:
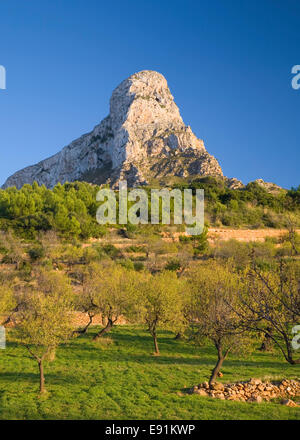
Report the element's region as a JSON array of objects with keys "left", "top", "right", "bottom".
[{"left": 3, "top": 70, "right": 223, "bottom": 189}]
